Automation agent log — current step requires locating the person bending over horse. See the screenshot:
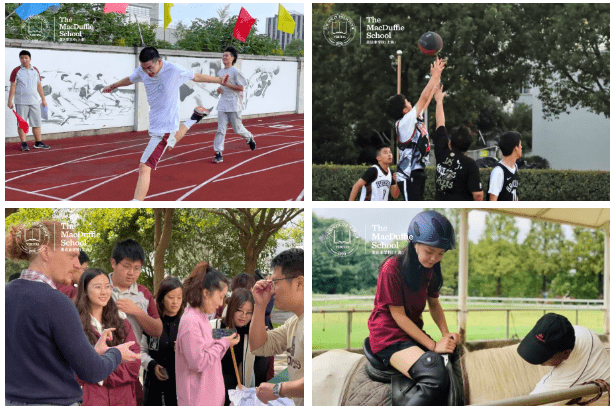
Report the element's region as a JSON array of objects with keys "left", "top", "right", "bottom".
[{"left": 367, "top": 211, "right": 460, "bottom": 405}]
